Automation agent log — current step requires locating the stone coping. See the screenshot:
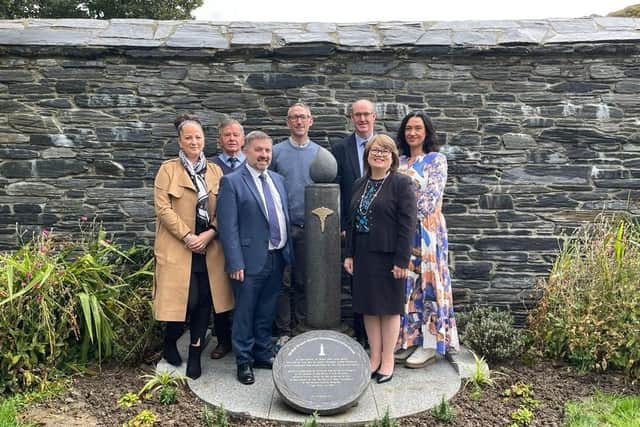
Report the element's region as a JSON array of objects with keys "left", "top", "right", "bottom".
[{"left": 0, "top": 17, "right": 639, "bottom": 49}]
